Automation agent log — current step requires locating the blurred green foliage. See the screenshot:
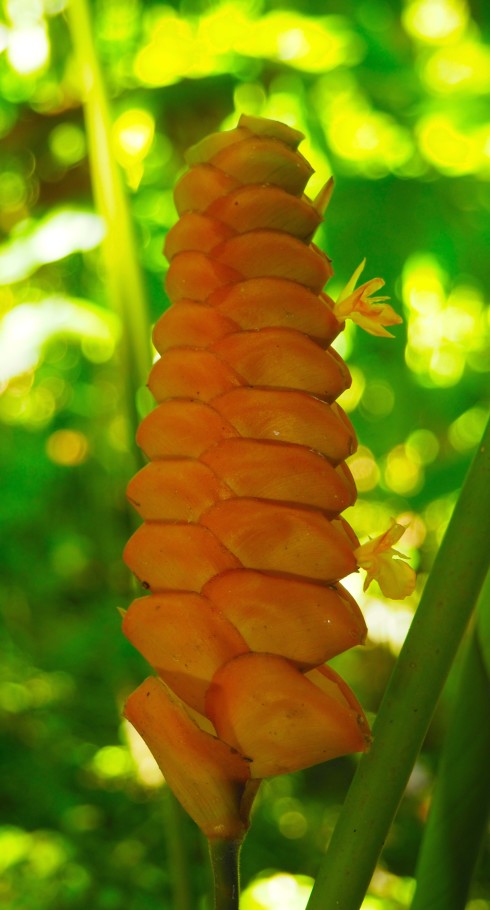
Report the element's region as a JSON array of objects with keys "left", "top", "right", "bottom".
[{"left": 0, "top": 0, "right": 489, "bottom": 907}]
